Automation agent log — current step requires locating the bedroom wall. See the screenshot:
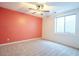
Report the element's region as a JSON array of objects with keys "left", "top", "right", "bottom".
[
  {"left": 42, "top": 8, "right": 79, "bottom": 49},
  {"left": 0, "top": 7, "right": 42, "bottom": 44}
]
